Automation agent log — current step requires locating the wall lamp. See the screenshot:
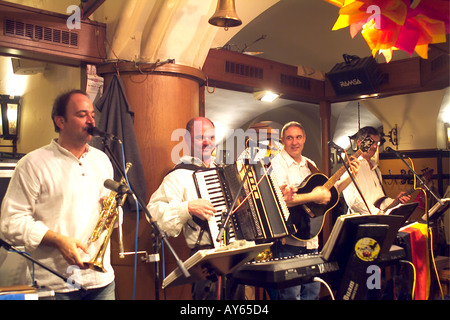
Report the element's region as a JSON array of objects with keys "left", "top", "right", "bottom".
[{"left": 0, "top": 95, "right": 21, "bottom": 153}]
